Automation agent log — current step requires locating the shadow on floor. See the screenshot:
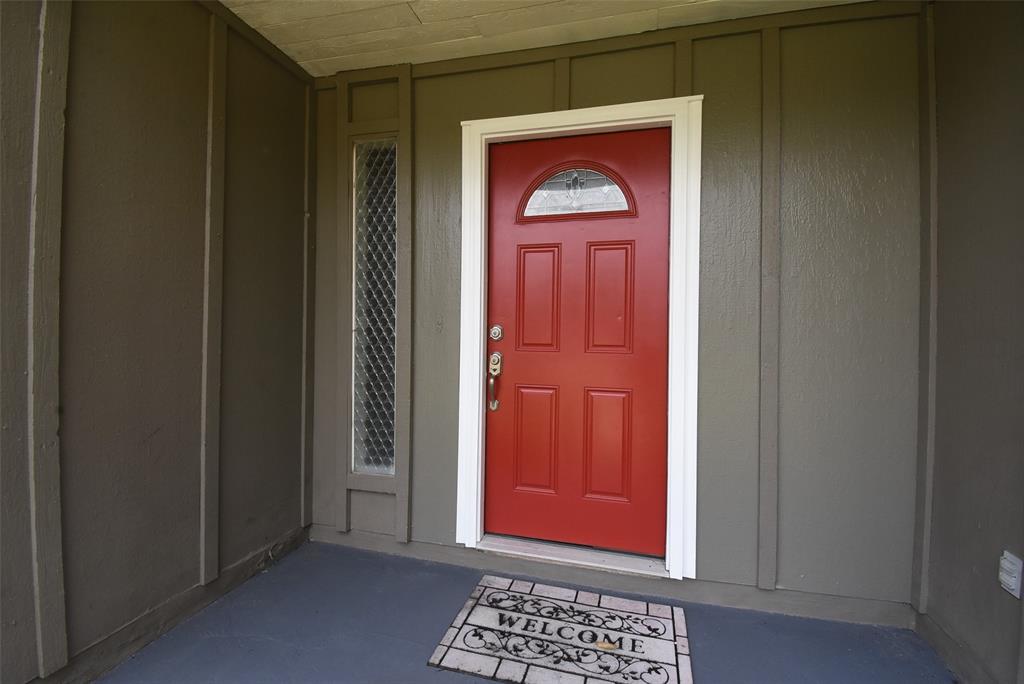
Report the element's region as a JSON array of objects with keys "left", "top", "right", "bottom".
[{"left": 100, "top": 542, "right": 954, "bottom": 684}]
